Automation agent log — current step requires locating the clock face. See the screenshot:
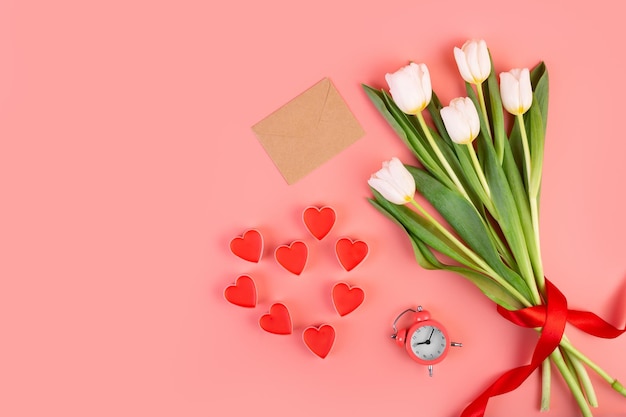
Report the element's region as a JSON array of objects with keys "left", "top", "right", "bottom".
[{"left": 409, "top": 325, "right": 447, "bottom": 361}]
